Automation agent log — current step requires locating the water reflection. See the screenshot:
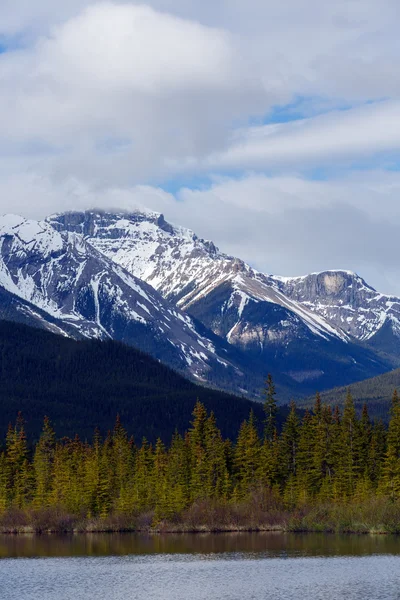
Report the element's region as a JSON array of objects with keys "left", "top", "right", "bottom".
[{"left": 1, "top": 532, "right": 400, "bottom": 559}]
